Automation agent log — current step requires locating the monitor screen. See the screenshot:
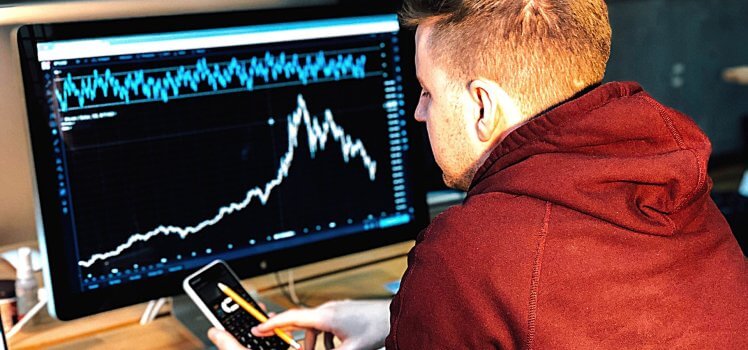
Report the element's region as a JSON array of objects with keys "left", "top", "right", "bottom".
[{"left": 18, "top": 4, "right": 427, "bottom": 320}]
